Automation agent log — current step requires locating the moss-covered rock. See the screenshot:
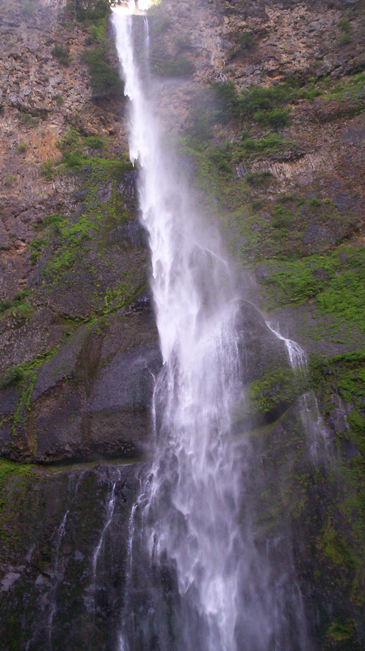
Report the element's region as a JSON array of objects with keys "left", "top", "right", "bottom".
[{"left": 0, "top": 461, "right": 140, "bottom": 651}]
